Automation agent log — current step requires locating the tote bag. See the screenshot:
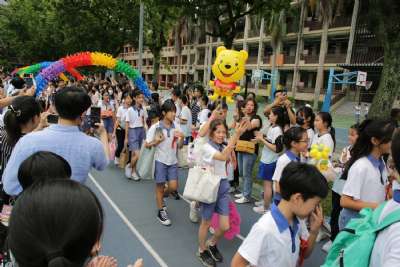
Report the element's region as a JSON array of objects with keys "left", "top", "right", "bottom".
[{"left": 183, "top": 166, "right": 221, "bottom": 204}]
